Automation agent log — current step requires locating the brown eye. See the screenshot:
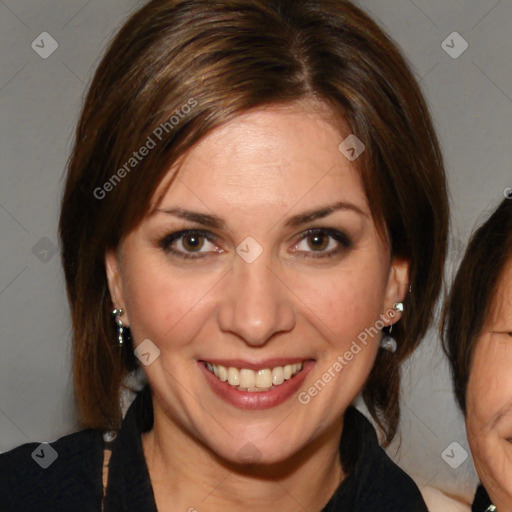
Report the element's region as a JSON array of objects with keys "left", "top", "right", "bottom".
[
  {"left": 182, "top": 233, "right": 205, "bottom": 252},
  {"left": 292, "top": 228, "right": 353, "bottom": 259},
  {"left": 159, "top": 230, "right": 220, "bottom": 260},
  {"left": 307, "top": 233, "right": 329, "bottom": 251}
]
